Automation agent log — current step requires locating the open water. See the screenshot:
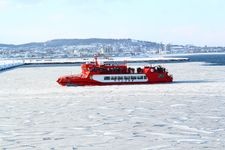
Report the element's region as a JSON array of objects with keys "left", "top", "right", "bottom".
[
  {"left": 168, "top": 53, "right": 225, "bottom": 66},
  {"left": 0, "top": 54, "right": 225, "bottom": 149}
]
